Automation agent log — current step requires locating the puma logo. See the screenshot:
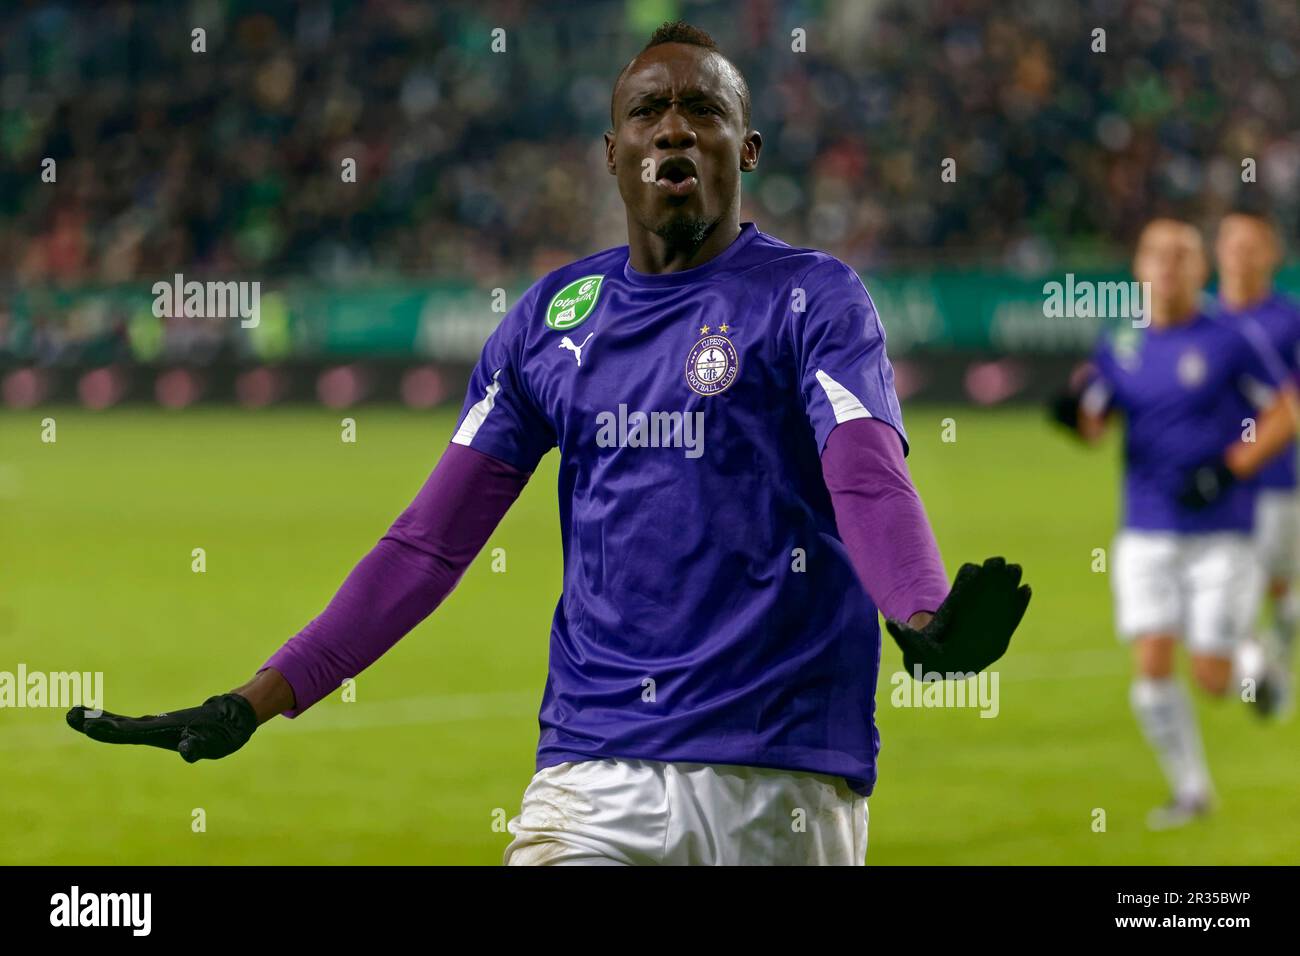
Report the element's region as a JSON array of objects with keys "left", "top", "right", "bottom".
[{"left": 558, "top": 332, "right": 594, "bottom": 367}]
